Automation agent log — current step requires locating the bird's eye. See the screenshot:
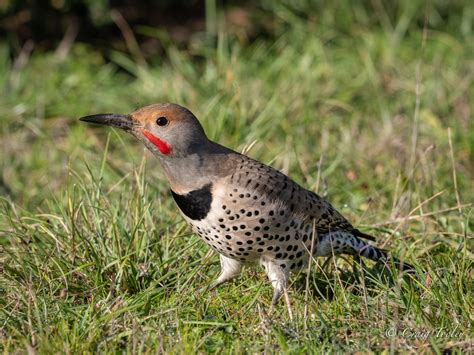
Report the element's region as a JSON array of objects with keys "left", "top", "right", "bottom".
[{"left": 156, "top": 116, "right": 168, "bottom": 126}]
